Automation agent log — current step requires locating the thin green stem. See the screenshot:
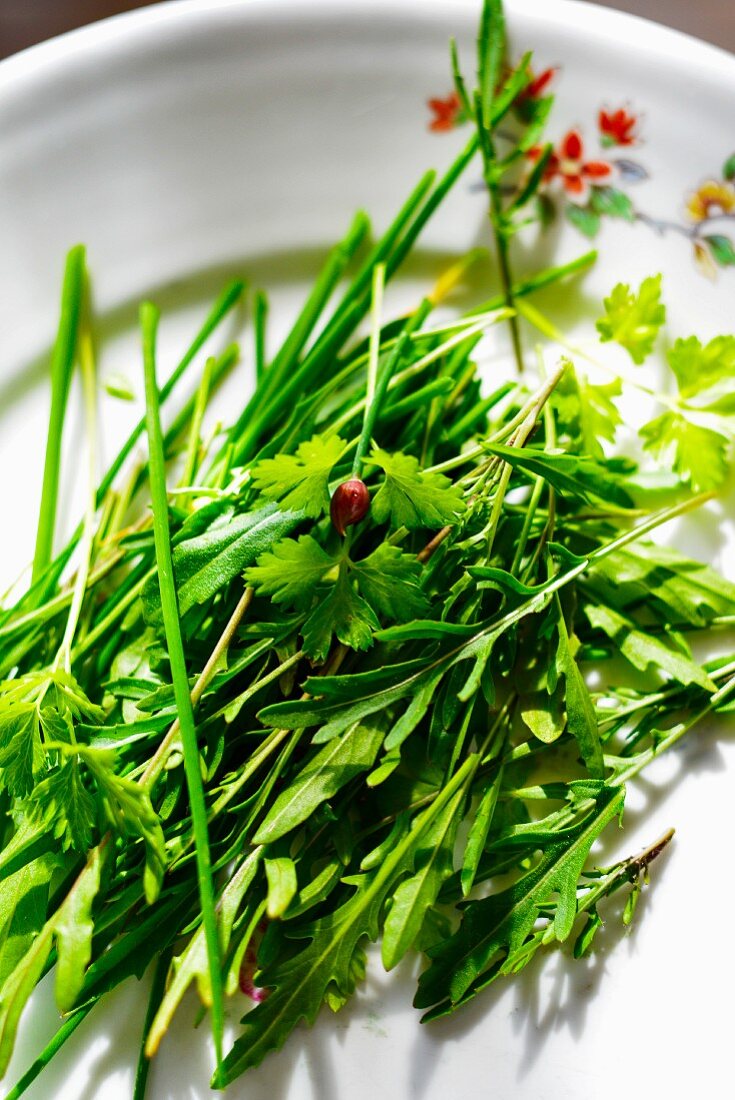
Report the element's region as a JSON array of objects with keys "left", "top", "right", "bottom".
[
  {"left": 134, "top": 946, "right": 174, "bottom": 1100},
  {"left": 253, "top": 290, "right": 268, "bottom": 385},
  {"left": 55, "top": 299, "right": 98, "bottom": 672},
  {"left": 32, "top": 245, "right": 86, "bottom": 582},
  {"left": 180, "top": 357, "right": 214, "bottom": 491},
  {"left": 4, "top": 1007, "right": 92, "bottom": 1100},
  {"left": 140, "top": 302, "right": 225, "bottom": 1070}
]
